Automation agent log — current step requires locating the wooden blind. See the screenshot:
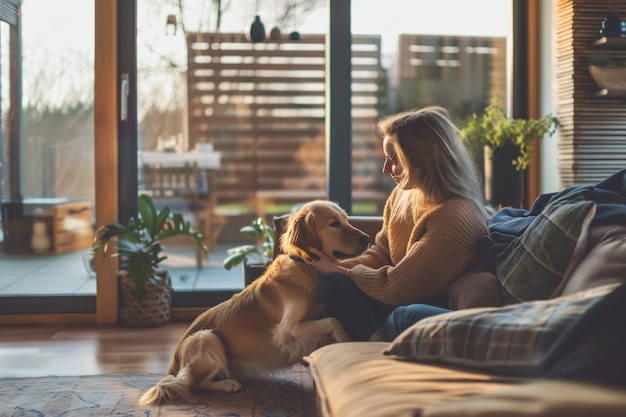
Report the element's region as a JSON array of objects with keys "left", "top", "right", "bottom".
[
  {"left": 556, "top": 0, "right": 626, "bottom": 187},
  {"left": 186, "top": 33, "right": 387, "bottom": 207}
]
